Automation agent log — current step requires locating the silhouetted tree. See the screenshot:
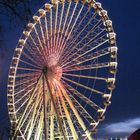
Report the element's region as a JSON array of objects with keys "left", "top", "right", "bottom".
[
  {"left": 0, "top": 0, "right": 36, "bottom": 27},
  {"left": 0, "top": 128, "right": 4, "bottom": 140},
  {"left": 0, "top": 0, "right": 46, "bottom": 46},
  {"left": 0, "top": 0, "right": 46, "bottom": 139}
]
